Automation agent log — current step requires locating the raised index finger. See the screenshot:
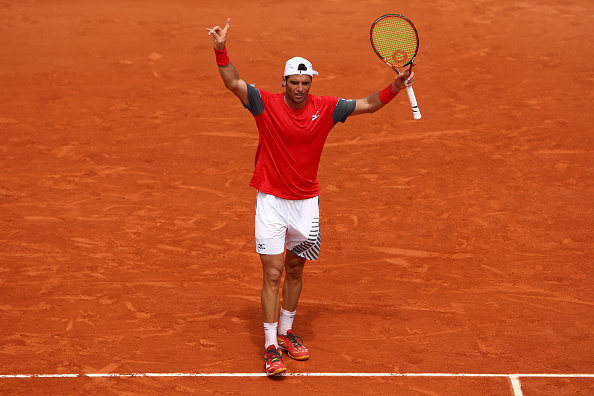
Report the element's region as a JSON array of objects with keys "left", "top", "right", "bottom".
[{"left": 222, "top": 17, "right": 231, "bottom": 32}]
